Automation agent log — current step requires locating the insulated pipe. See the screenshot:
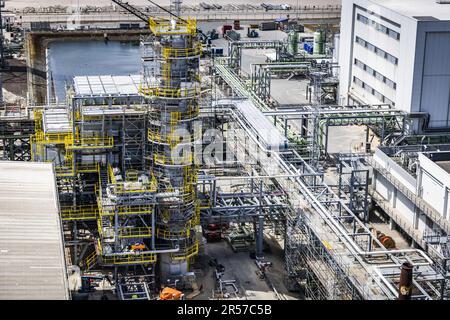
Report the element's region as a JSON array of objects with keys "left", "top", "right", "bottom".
[
  {"left": 226, "top": 108, "right": 433, "bottom": 299},
  {"left": 398, "top": 262, "right": 413, "bottom": 300},
  {"left": 103, "top": 247, "right": 180, "bottom": 256}
]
